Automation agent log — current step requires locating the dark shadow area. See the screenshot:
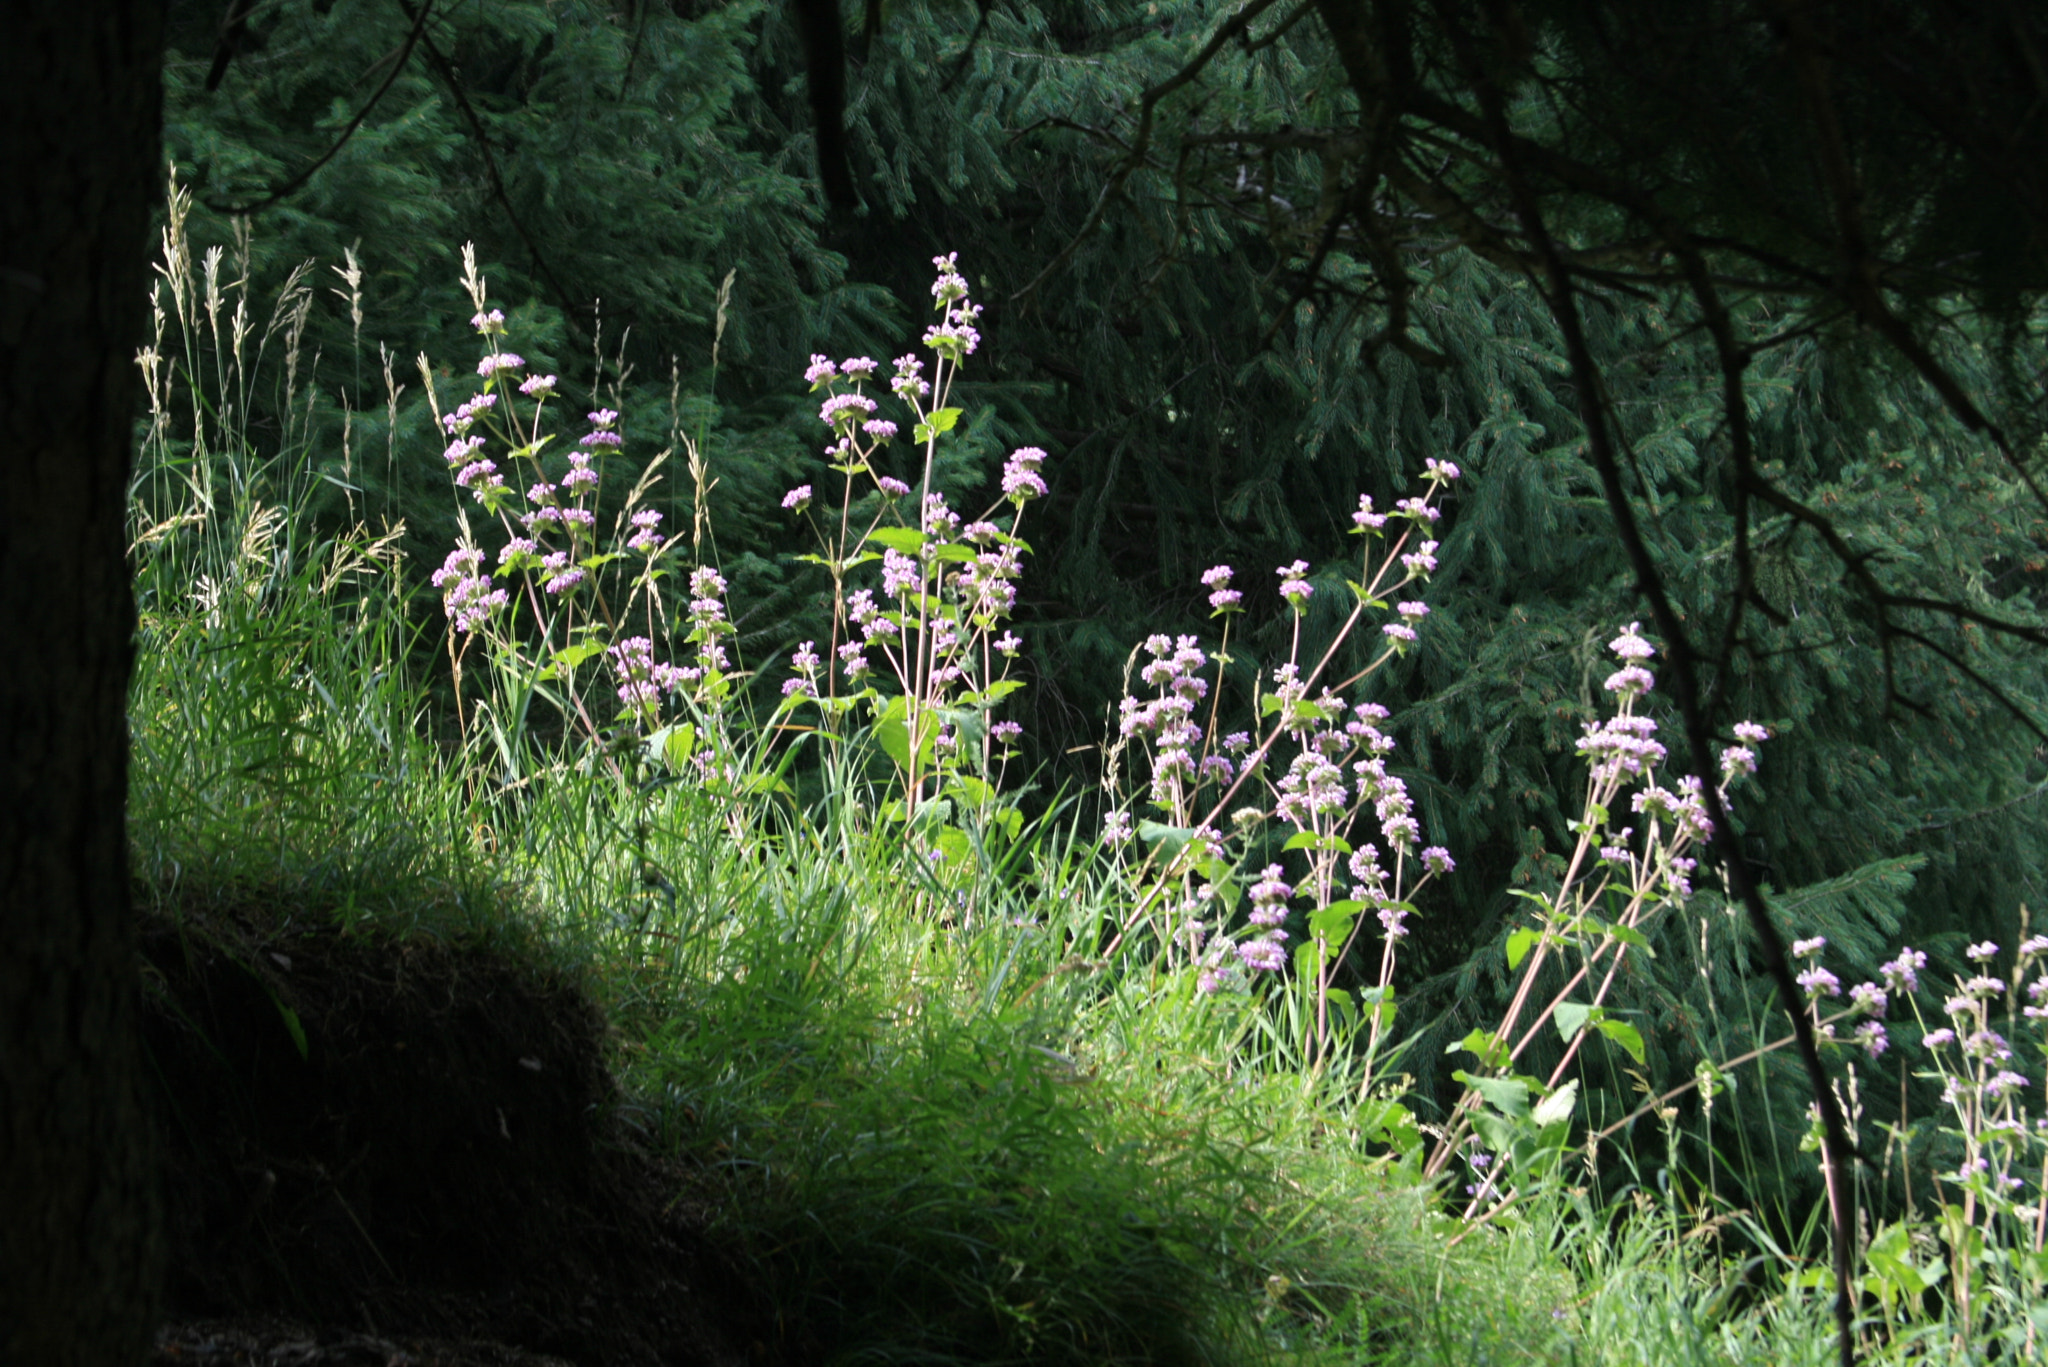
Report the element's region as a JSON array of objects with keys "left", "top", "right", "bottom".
[{"left": 139, "top": 897, "right": 770, "bottom": 1366}]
